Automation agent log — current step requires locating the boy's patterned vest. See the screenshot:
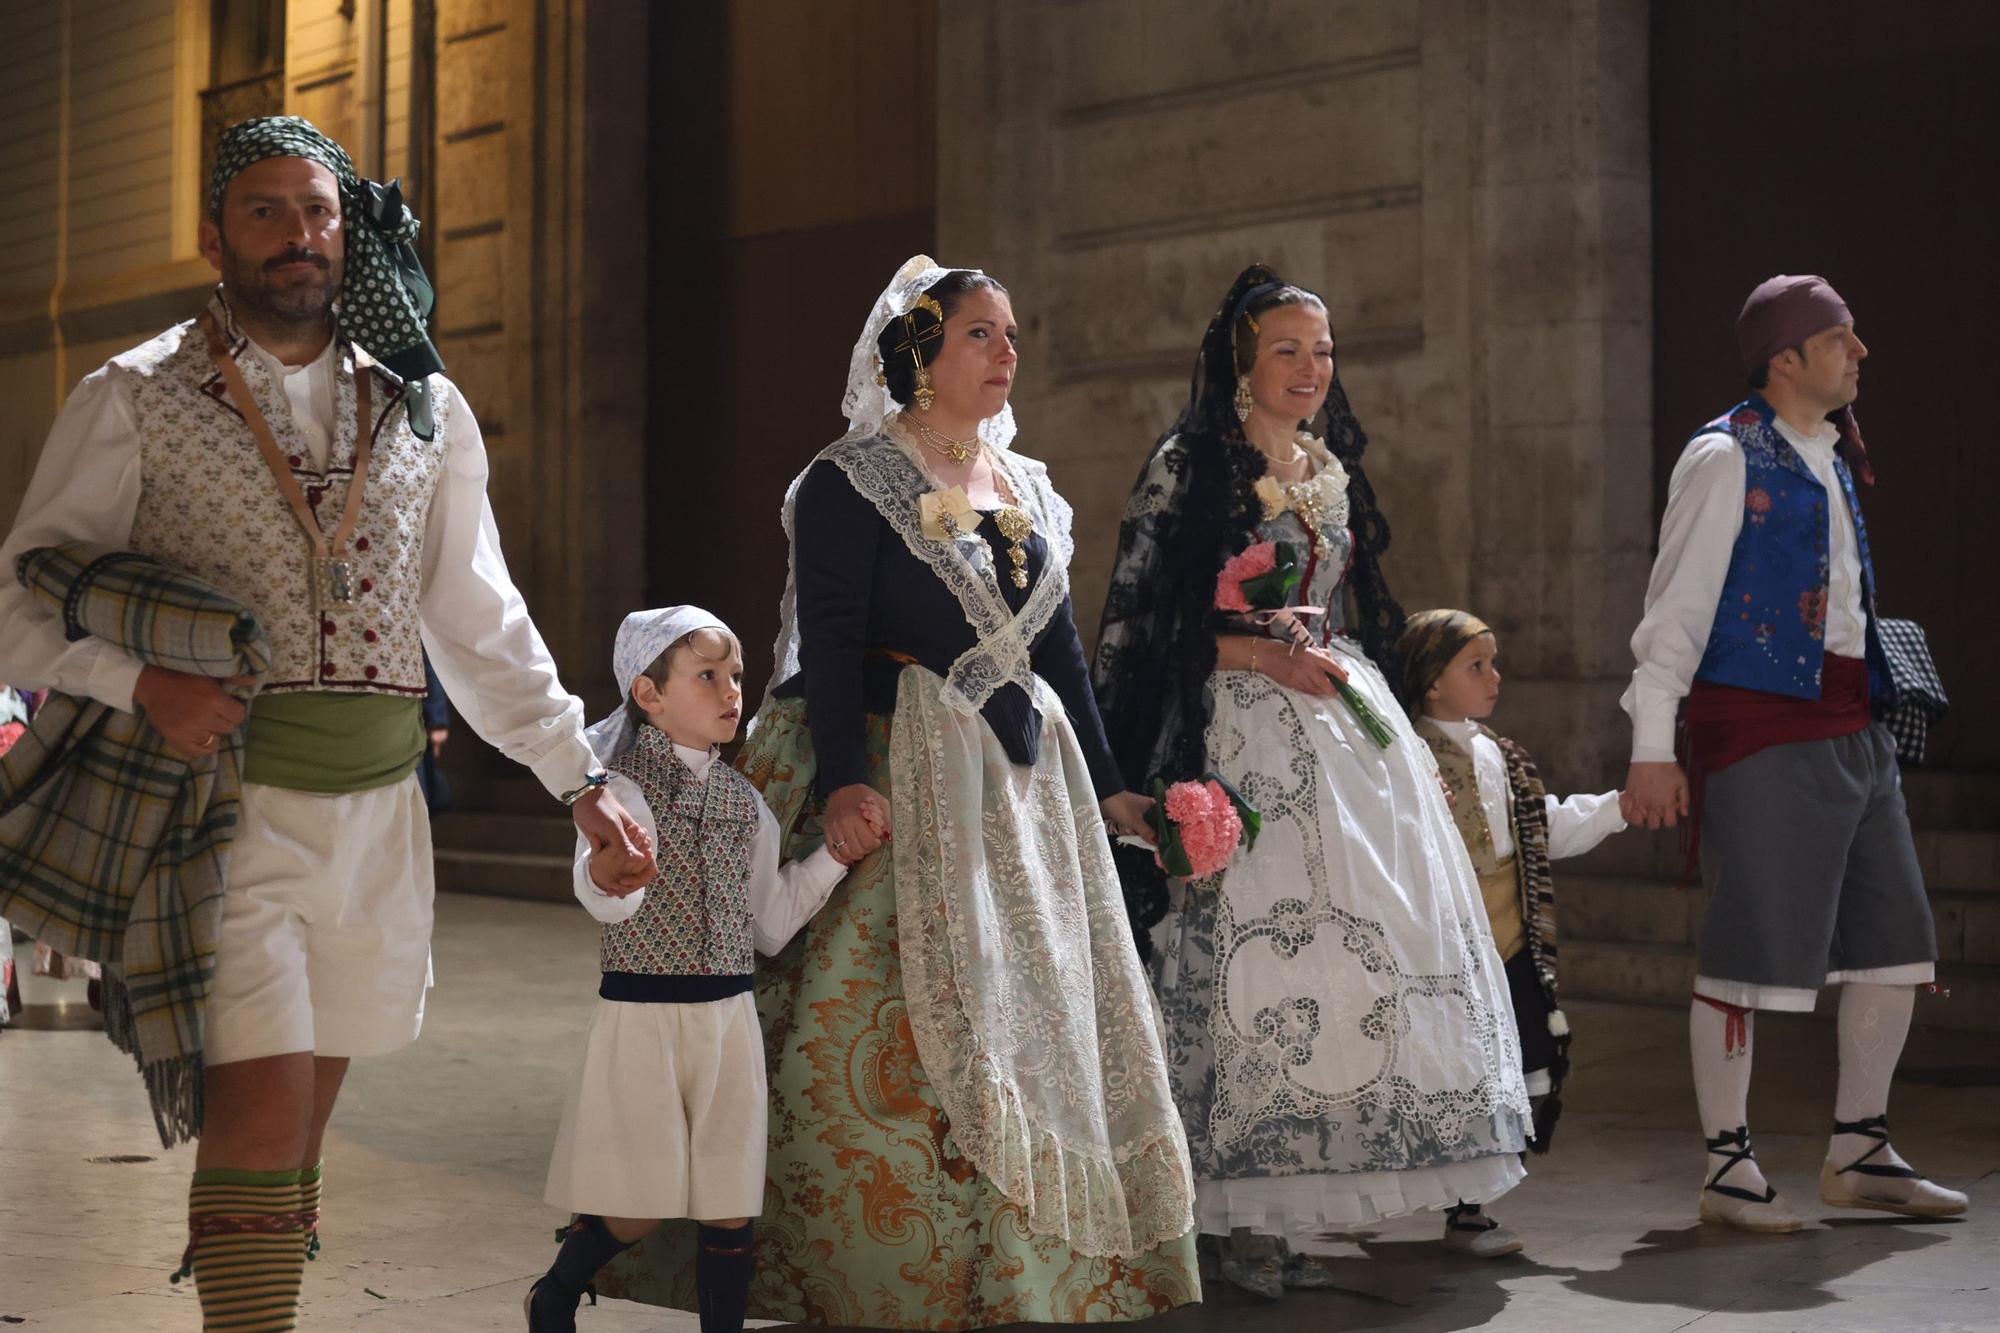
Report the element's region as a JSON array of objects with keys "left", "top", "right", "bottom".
[
  {"left": 116, "top": 293, "right": 449, "bottom": 696},
  {"left": 601, "top": 727, "right": 762, "bottom": 977},
  {"left": 1420, "top": 721, "right": 1561, "bottom": 1006},
  {"left": 1691, "top": 397, "right": 1893, "bottom": 705}
]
